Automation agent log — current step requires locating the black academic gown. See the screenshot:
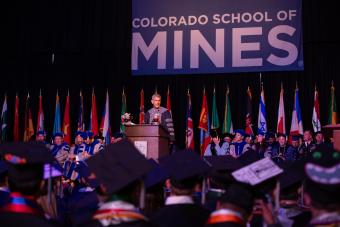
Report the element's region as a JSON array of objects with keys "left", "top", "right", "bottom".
[{"left": 151, "top": 203, "right": 210, "bottom": 227}]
